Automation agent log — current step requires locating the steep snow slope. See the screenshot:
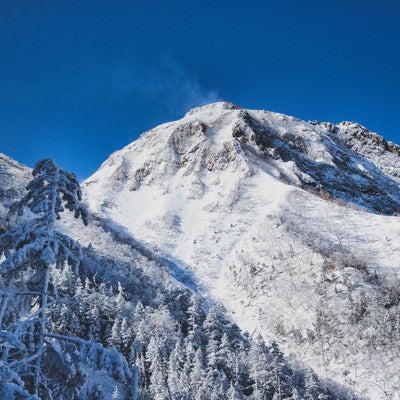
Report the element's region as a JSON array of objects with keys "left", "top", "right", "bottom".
[
  {"left": 84, "top": 102, "right": 400, "bottom": 399},
  {"left": 1, "top": 155, "right": 356, "bottom": 399}
]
